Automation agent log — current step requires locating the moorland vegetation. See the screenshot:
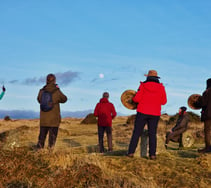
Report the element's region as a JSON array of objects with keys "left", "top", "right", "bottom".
[{"left": 0, "top": 112, "right": 210, "bottom": 188}]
